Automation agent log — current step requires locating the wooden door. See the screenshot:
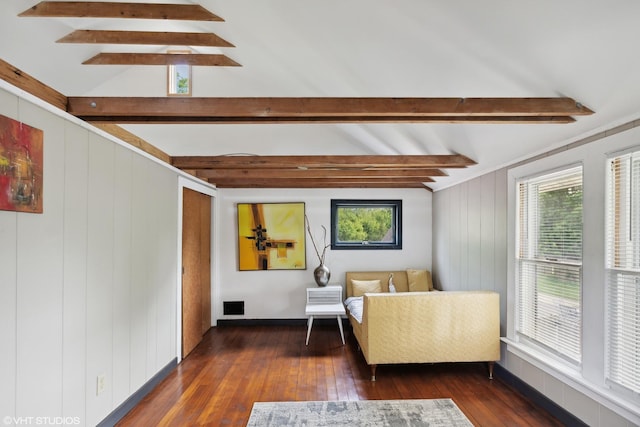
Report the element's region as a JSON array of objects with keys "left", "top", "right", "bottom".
[{"left": 182, "top": 188, "right": 212, "bottom": 358}]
